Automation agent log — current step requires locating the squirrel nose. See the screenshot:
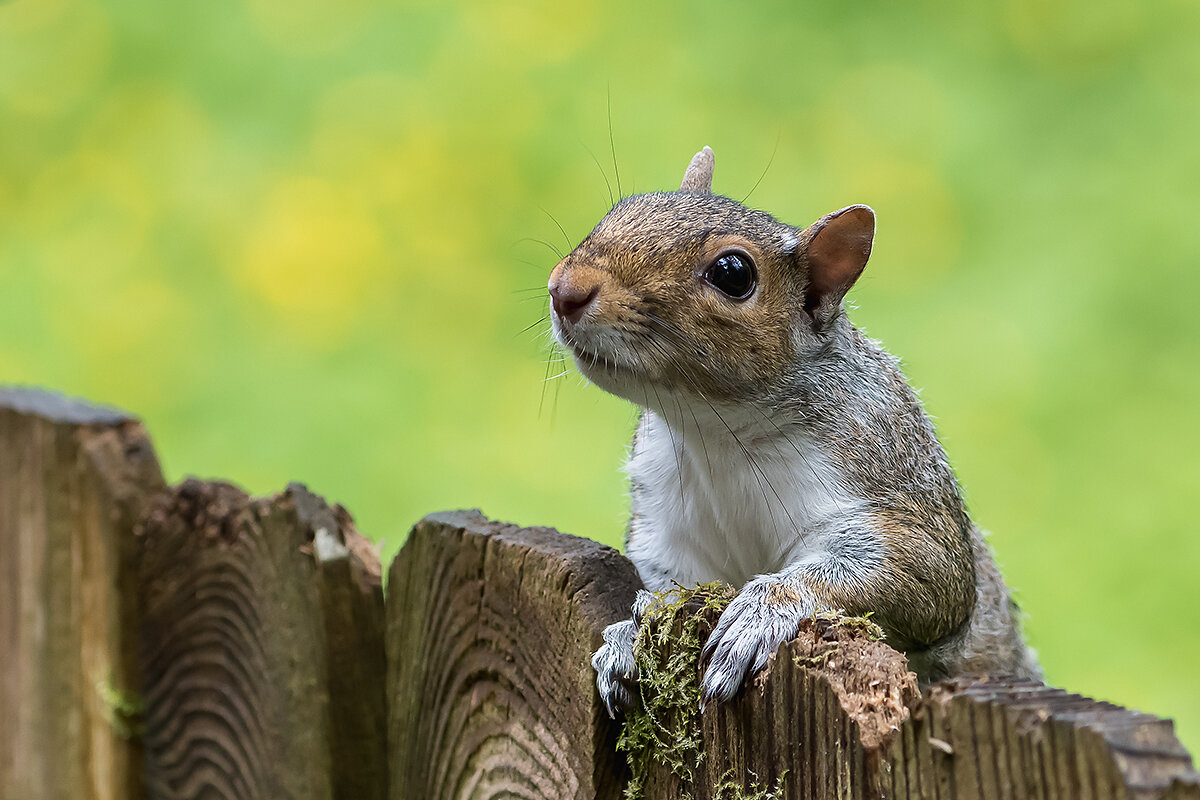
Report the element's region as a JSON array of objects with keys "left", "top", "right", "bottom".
[{"left": 549, "top": 280, "right": 599, "bottom": 324}]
